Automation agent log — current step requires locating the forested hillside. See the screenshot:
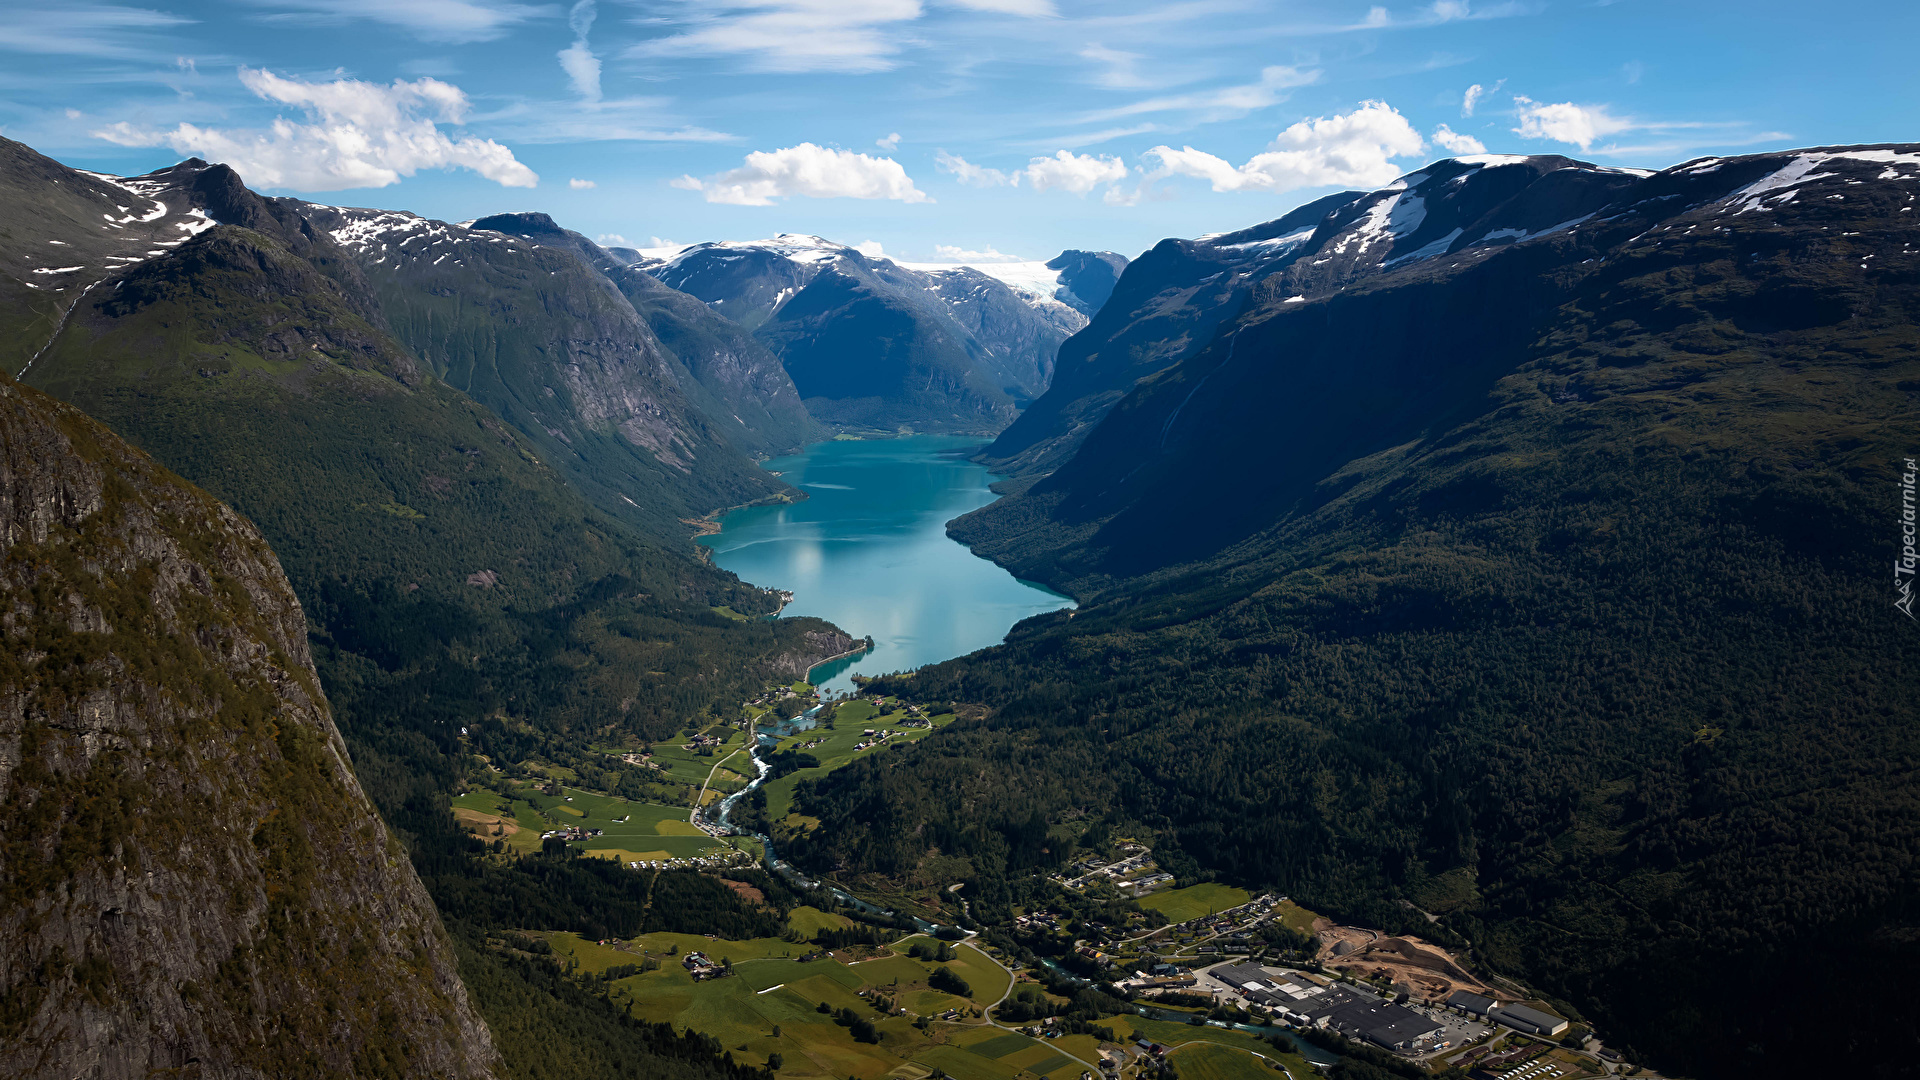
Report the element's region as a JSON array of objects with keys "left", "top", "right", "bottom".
[
  {"left": 0, "top": 138, "right": 855, "bottom": 1080},
  {"left": 791, "top": 147, "right": 1920, "bottom": 1079}
]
